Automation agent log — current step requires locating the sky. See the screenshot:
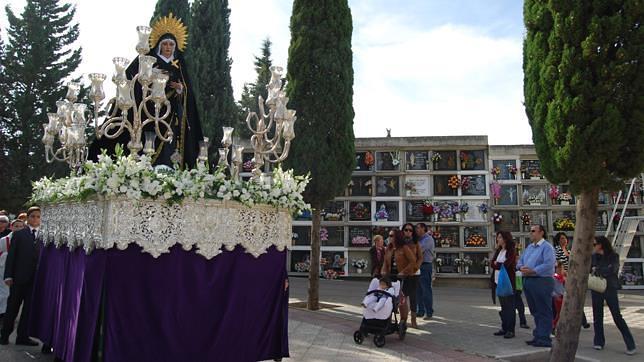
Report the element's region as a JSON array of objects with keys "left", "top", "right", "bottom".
[{"left": 1, "top": 0, "right": 533, "bottom": 145}]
